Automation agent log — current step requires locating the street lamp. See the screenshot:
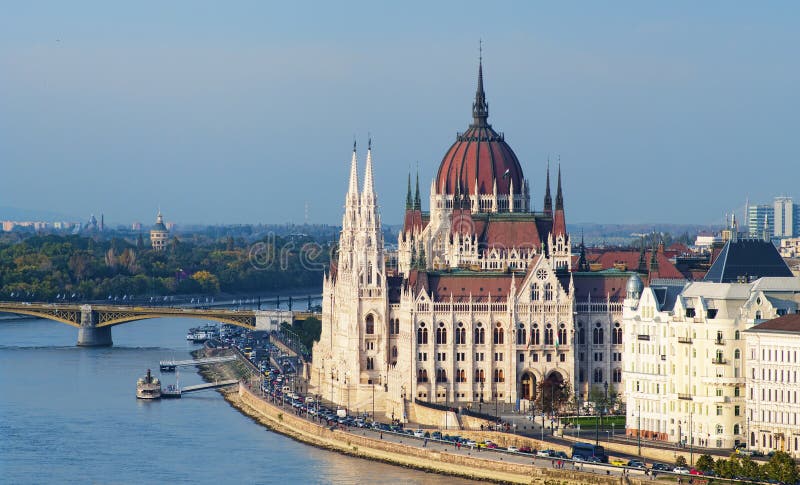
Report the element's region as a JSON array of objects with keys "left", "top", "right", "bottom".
[
  {"left": 479, "top": 380, "right": 484, "bottom": 413},
  {"left": 637, "top": 404, "right": 642, "bottom": 457}
]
